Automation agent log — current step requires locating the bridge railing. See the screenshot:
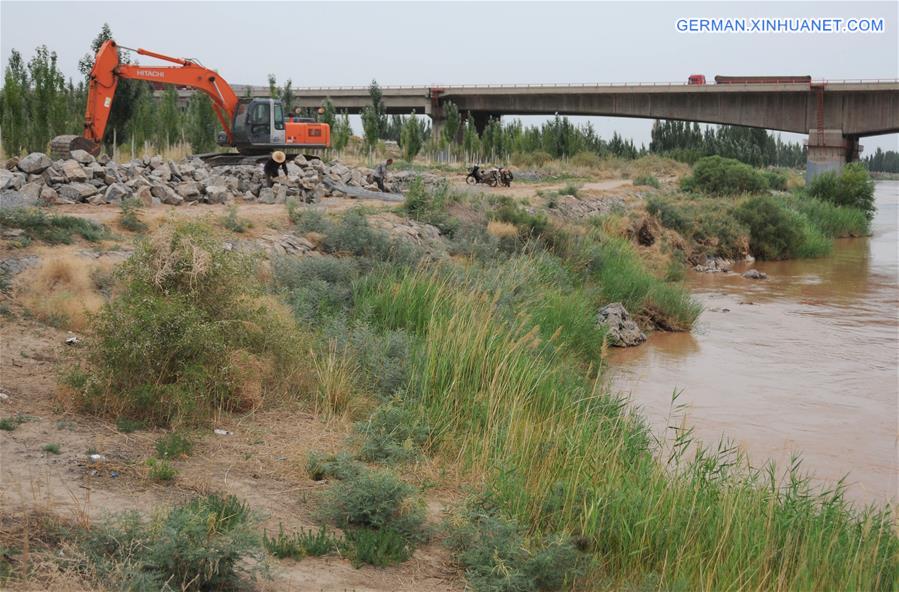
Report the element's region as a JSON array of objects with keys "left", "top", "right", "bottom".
[{"left": 234, "top": 79, "right": 899, "bottom": 92}]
